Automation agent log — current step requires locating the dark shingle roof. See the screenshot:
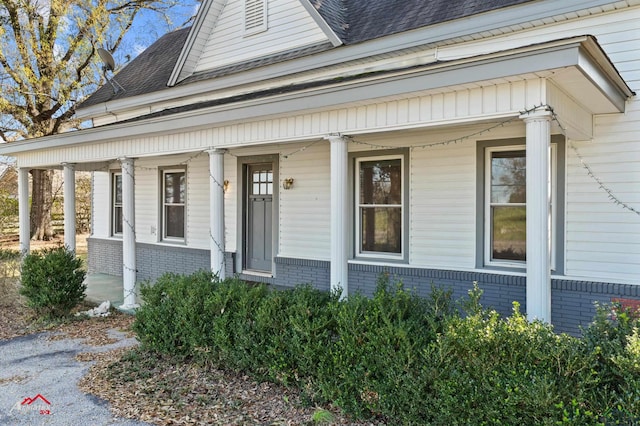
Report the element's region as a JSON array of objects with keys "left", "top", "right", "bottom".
[
  {"left": 314, "top": 0, "right": 535, "bottom": 45},
  {"left": 80, "top": 0, "right": 535, "bottom": 108},
  {"left": 80, "top": 27, "right": 190, "bottom": 108}
]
